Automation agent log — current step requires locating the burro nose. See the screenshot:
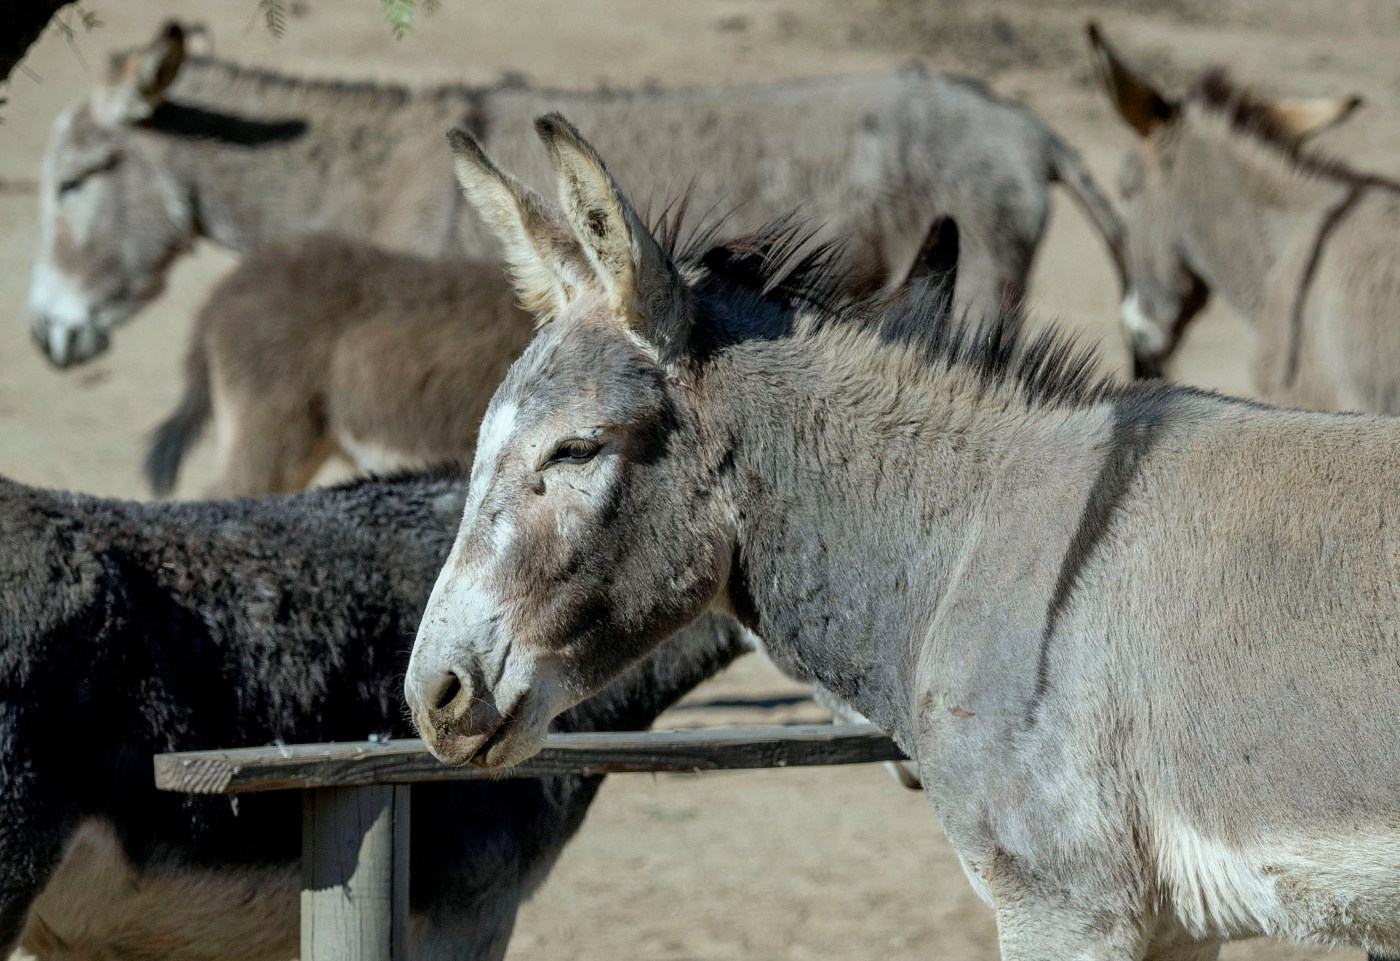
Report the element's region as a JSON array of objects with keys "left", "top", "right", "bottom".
[
  {"left": 30, "top": 318, "right": 110, "bottom": 369},
  {"left": 407, "top": 574, "right": 516, "bottom": 762},
  {"left": 35, "top": 320, "right": 76, "bottom": 370},
  {"left": 406, "top": 651, "right": 489, "bottom": 729},
  {"left": 406, "top": 647, "right": 516, "bottom": 766},
  {"left": 424, "top": 665, "right": 470, "bottom": 716},
  {"left": 1131, "top": 349, "right": 1167, "bottom": 382}
]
